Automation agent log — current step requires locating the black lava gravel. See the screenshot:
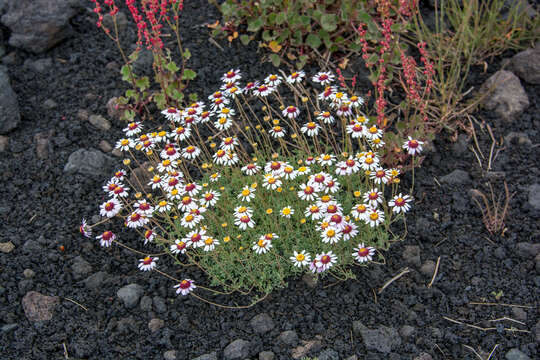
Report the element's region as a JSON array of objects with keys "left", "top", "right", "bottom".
[{"left": 0, "top": 1, "right": 539, "bottom": 359}]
